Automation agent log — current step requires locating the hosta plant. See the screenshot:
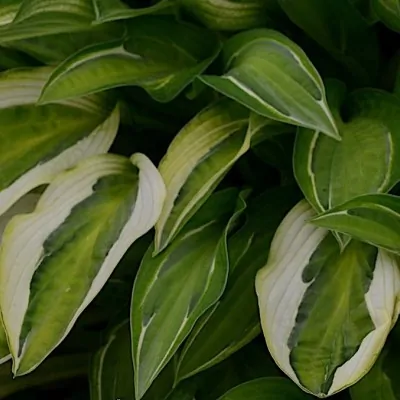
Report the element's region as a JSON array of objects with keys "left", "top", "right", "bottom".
[{"left": 0, "top": 0, "right": 399, "bottom": 399}]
